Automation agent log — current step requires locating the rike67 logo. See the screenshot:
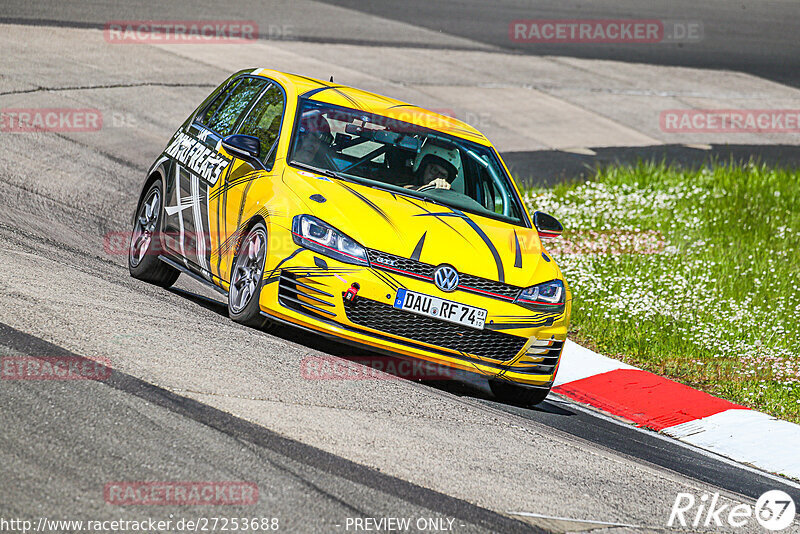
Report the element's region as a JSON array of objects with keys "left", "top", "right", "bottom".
[{"left": 668, "top": 490, "right": 796, "bottom": 531}]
